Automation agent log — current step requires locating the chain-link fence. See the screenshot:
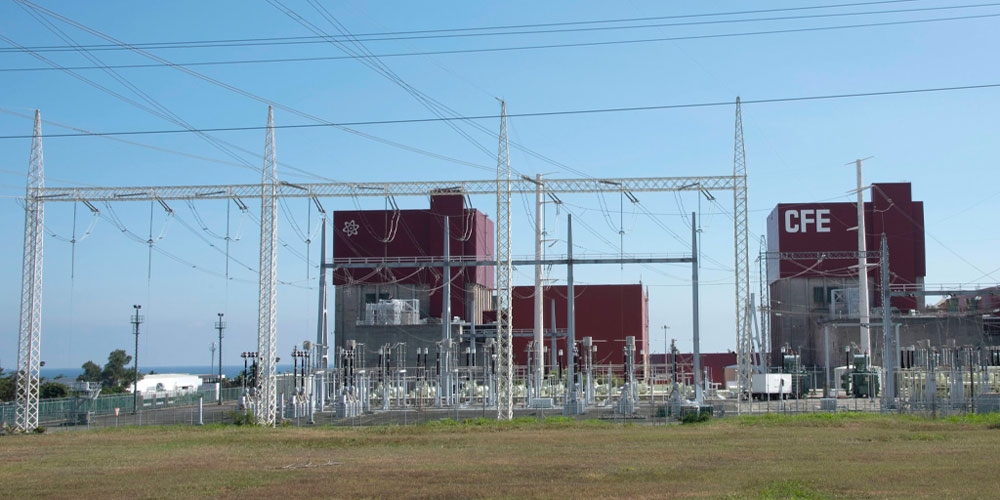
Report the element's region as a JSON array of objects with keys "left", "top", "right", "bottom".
[{"left": 1, "top": 387, "right": 245, "bottom": 430}]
